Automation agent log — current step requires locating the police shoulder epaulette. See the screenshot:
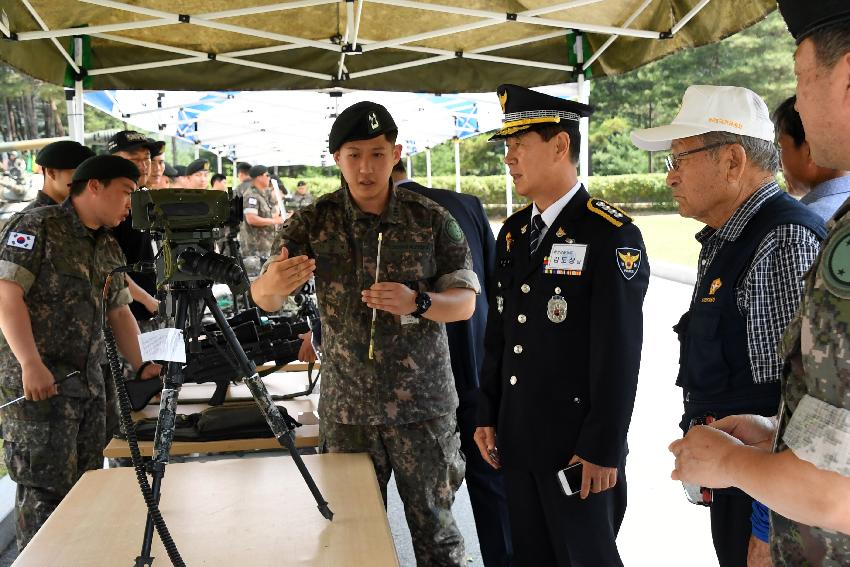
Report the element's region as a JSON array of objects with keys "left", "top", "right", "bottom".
[
  {"left": 587, "top": 198, "right": 632, "bottom": 228},
  {"left": 503, "top": 202, "right": 532, "bottom": 224}
]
